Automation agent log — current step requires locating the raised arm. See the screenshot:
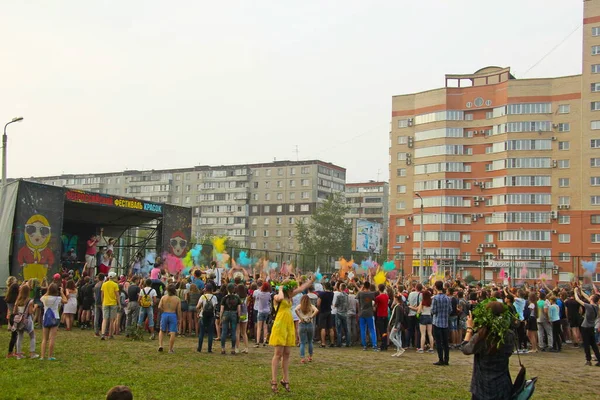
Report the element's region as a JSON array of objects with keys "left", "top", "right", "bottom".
[
  {"left": 574, "top": 289, "right": 586, "bottom": 306},
  {"left": 292, "top": 278, "right": 315, "bottom": 297}
]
